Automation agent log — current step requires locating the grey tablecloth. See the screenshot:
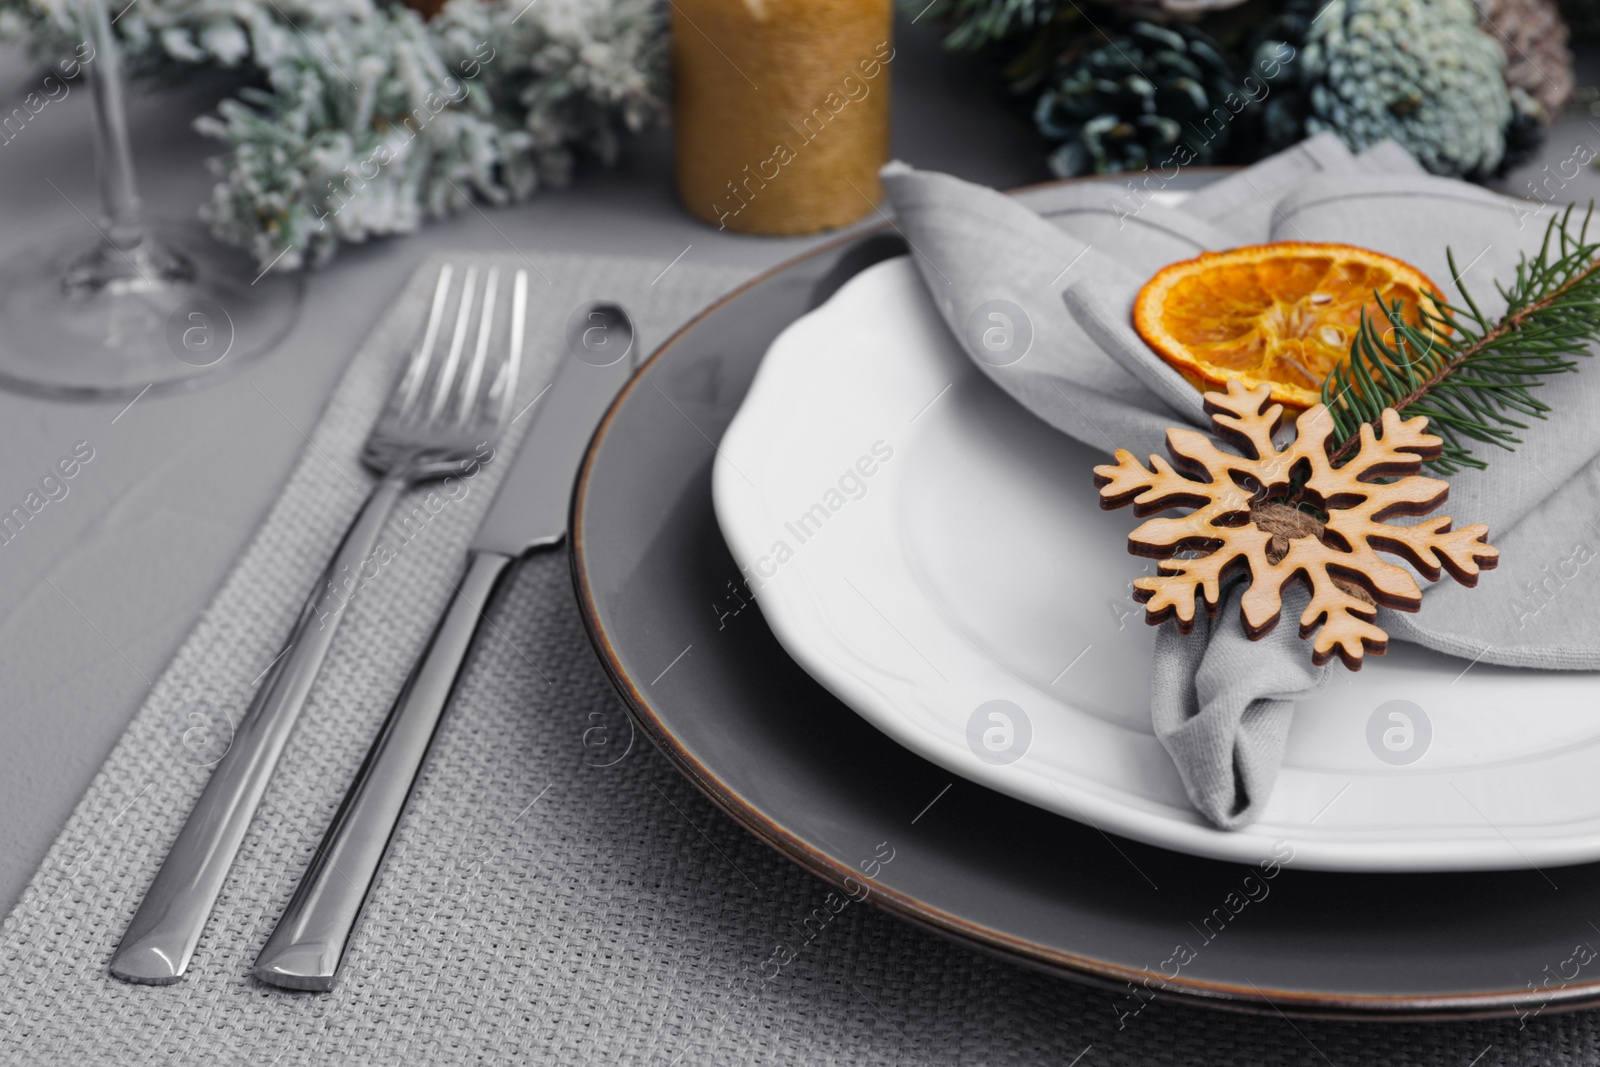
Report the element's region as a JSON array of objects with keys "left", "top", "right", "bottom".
[{"left": 2, "top": 249, "right": 1600, "bottom": 1064}]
